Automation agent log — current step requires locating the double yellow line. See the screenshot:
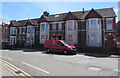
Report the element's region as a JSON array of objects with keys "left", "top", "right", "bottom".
[{"left": 0, "top": 59, "right": 33, "bottom": 78}]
